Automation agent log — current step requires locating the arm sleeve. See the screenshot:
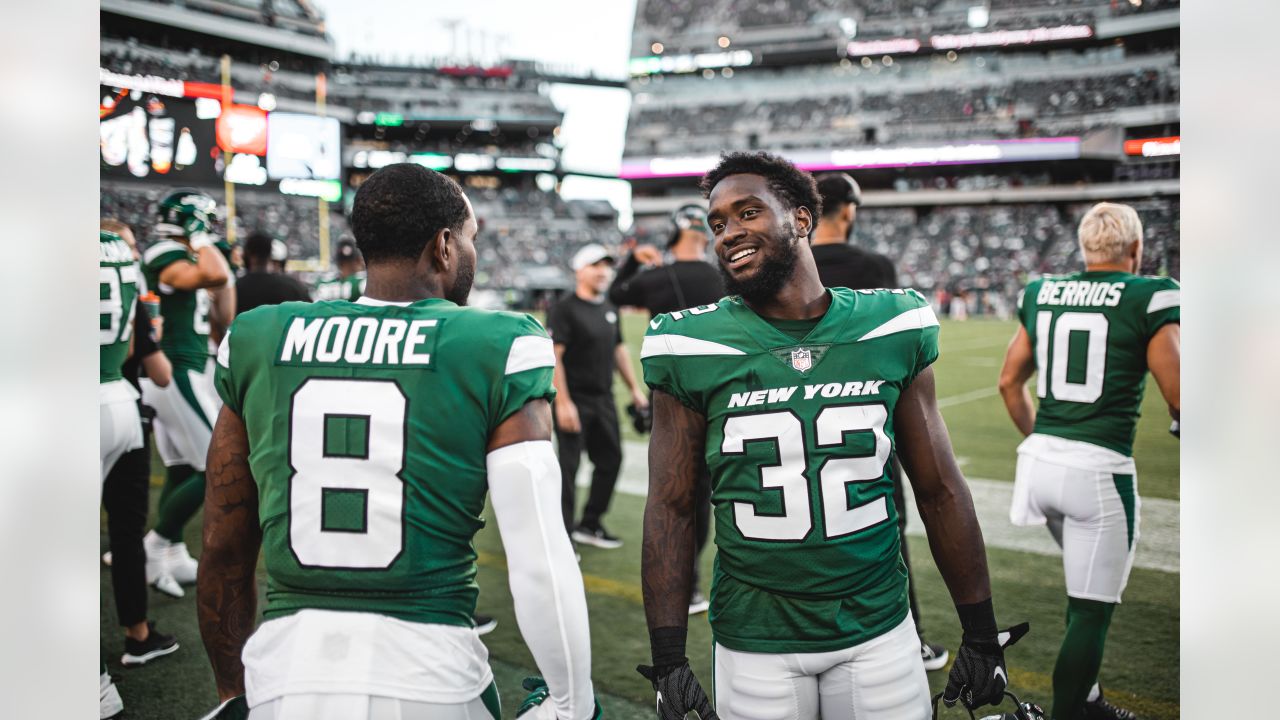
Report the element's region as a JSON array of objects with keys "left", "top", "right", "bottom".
[
  {"left": 607, "top": 253, "right": 646, "bottom": 307},
  {"left": 488, "top": 440, "right": 595, "bottom": 720},
  {"left": 1143, "top": 277, "right": 1180, "bottom": 339},
  {"left": 491, "top": 315, "right": 557, "bottom": 431},
  {"left": 908, "top": 290, "right": 941, "bottom": 381}
]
